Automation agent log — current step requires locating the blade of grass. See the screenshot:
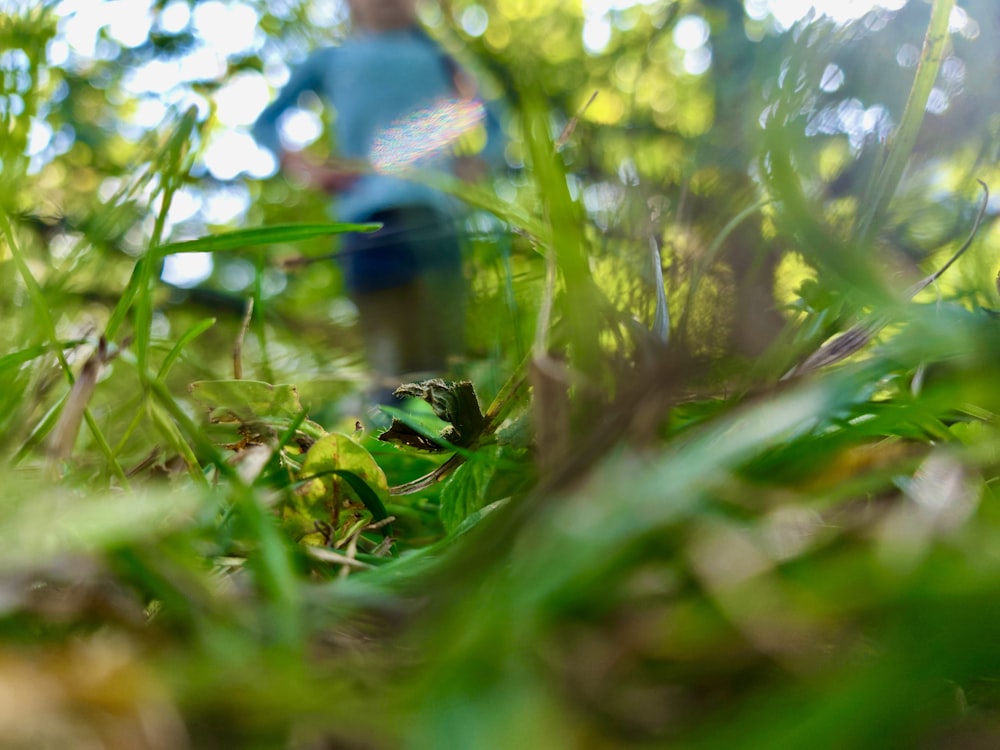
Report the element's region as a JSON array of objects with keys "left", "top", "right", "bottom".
[
  {"left": 1, "top": 211, "right": 128, "bottom": 483},
  {"left": 148, "top": 379, "right": 302, "bottom": 646},
  {"left": 104, "top": 256, "right": 147, "bottom": 344},
  {"left": 0, "top": 210, "right": 73, "bottom": 378},
  {"left": 677, "top": 197, "right": 770, "bottom": 342},
  {"left": 157, "top": 317, "right": 216, "bottom": 380},
  {"left": 649, "top": 235, "right": 670, "bottom": 343},
  {"left": 856, "top": 0, "right": 955, "bottom": 246},
  {"left": 13, "top": 392, "right": 67, "bottom": 464},
  {"left": 252, "top": 256, "right": 273, "bottom": 382},
  {"left": 146, "top": 399, "right": 207, "bottom": 486},
  {"left": 521, "top": 92, "right": 603, "bottom": 383},
  {"left": 134, "top": 107, "right": 199, "bottom": 377},
  {"left": 0, "top": 340, "right": 86, "bottom": 374},
  {"left": 153, "top": 222, "right": 381, "bottom": 256},
  {"left": 106, "top": 224, "right": 378, "bottom": 346}
]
